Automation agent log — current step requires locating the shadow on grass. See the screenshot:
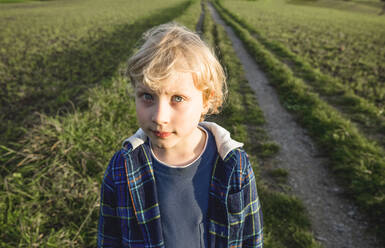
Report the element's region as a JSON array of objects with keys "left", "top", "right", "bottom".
[{"left": 1, "top": 0, "right": 191, "bottom": 145}]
